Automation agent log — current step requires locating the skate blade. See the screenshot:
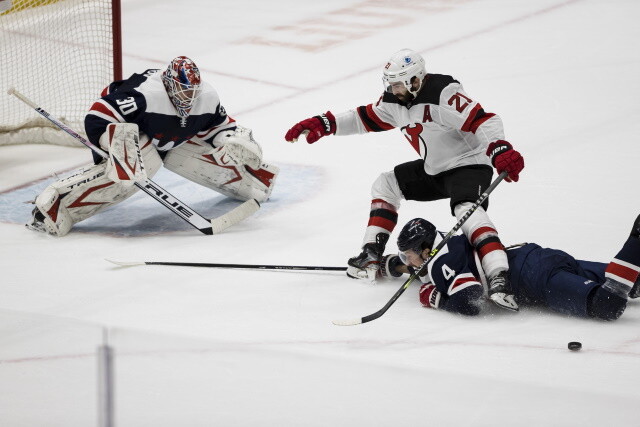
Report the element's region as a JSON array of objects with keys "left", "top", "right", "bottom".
[
  {"left": 489, "top": 293, "right": 519, "bottom": 311},
  {"left": 25, "top": 222, "right": 48, "bottom": 234}
]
